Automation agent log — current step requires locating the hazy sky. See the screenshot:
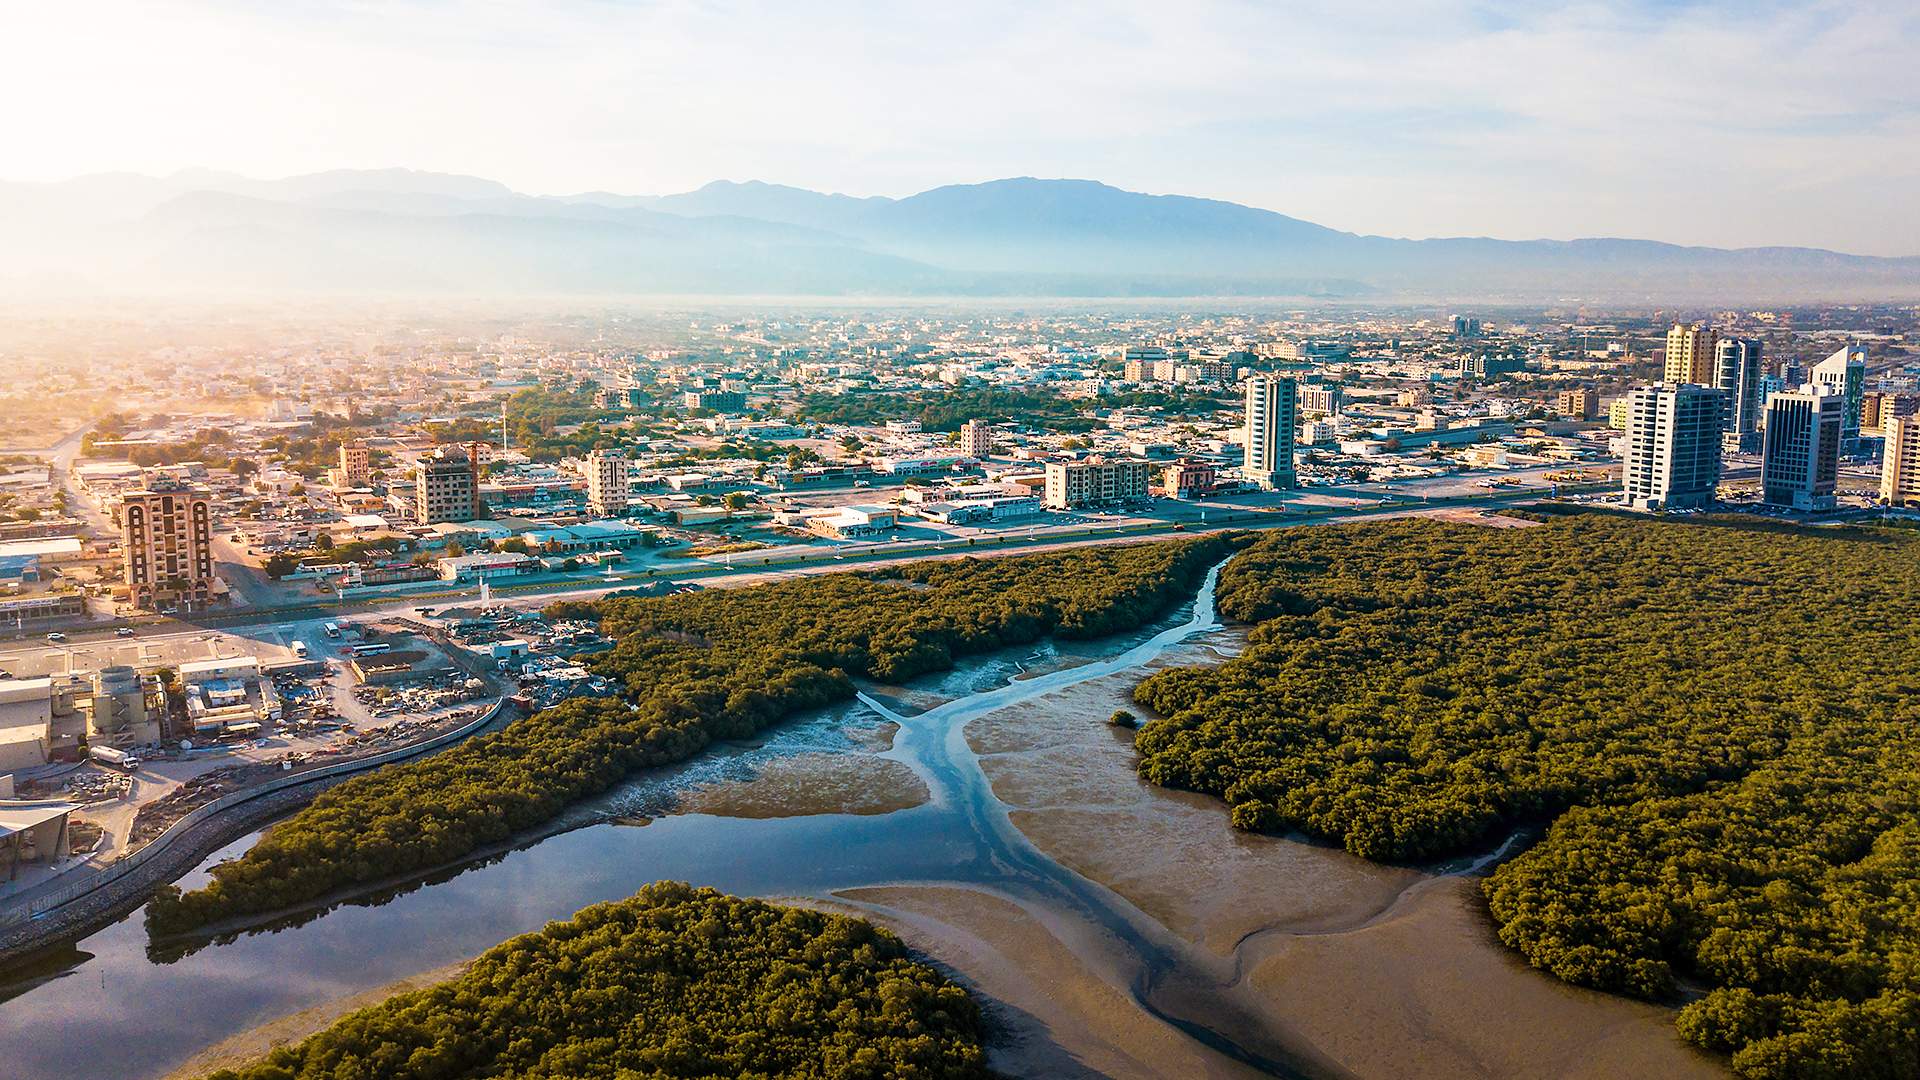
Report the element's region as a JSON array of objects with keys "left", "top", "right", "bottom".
[{"left": 4, "top": 0, "right": 1917, "bottom": 254}]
